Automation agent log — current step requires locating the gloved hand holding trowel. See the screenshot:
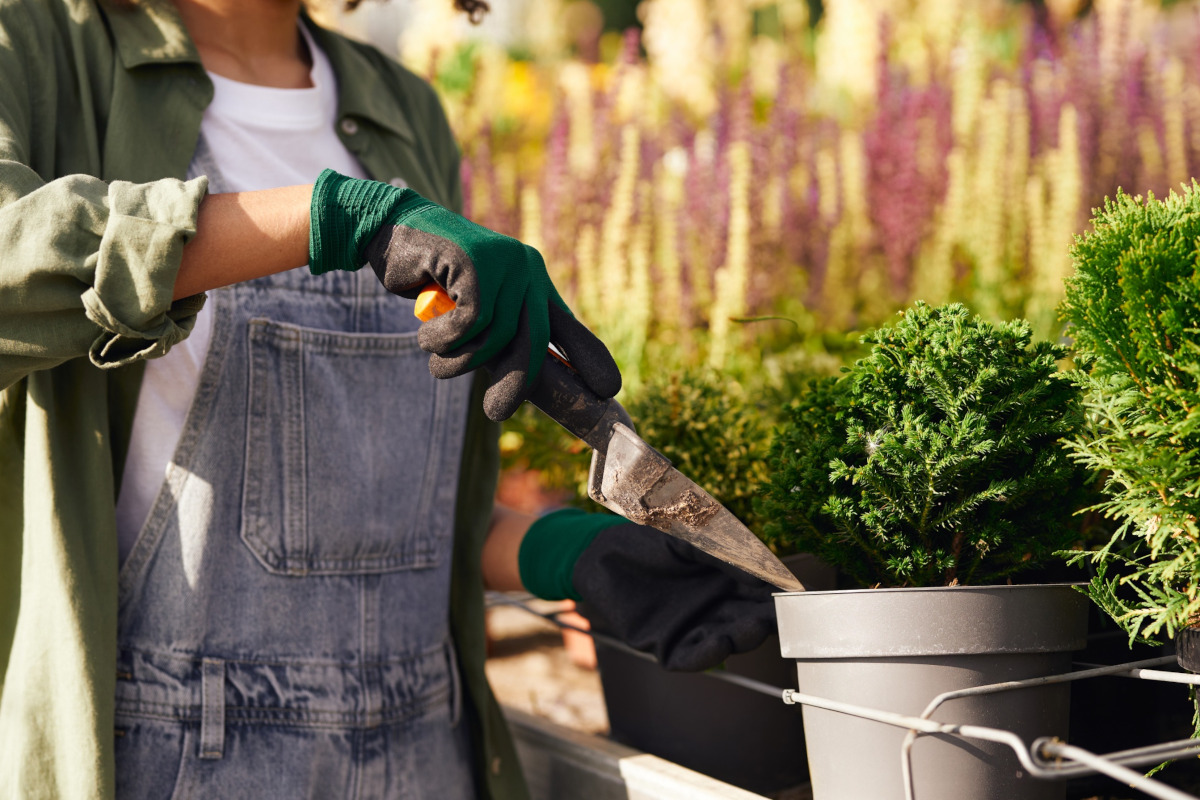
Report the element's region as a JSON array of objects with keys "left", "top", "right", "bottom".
[{"left": 314, "top": 170, "right": 802, "bottom": 672}]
